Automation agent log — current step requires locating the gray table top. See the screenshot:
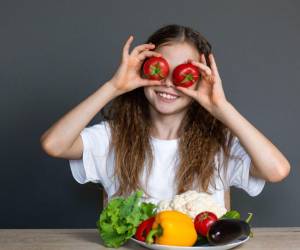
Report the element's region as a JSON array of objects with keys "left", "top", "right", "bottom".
[{"left": 0, "top": 227, "right": 299, "bottom": 250}]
